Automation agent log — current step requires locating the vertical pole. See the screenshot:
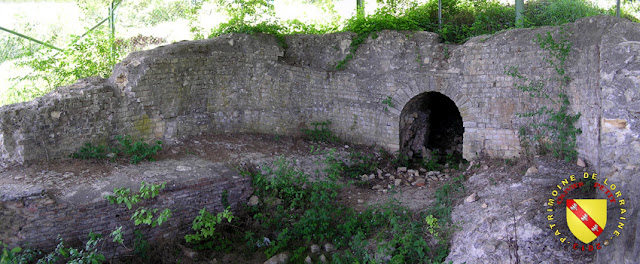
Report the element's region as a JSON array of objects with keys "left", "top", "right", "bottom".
[
  {"left": 109, "top": 0, "right": 115, "bottom": 66},
  {"left": 515, "top": 0, "right": 524, "bottom": 27},
  {"left": 616, "top": 0, "right": 621, "bottom": 17},
  {"left": 438, "top": 0, "right": 442, "bottom": 30},
  {"left": 357, "top": 0, "right": 364, "bottom": 19}
]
